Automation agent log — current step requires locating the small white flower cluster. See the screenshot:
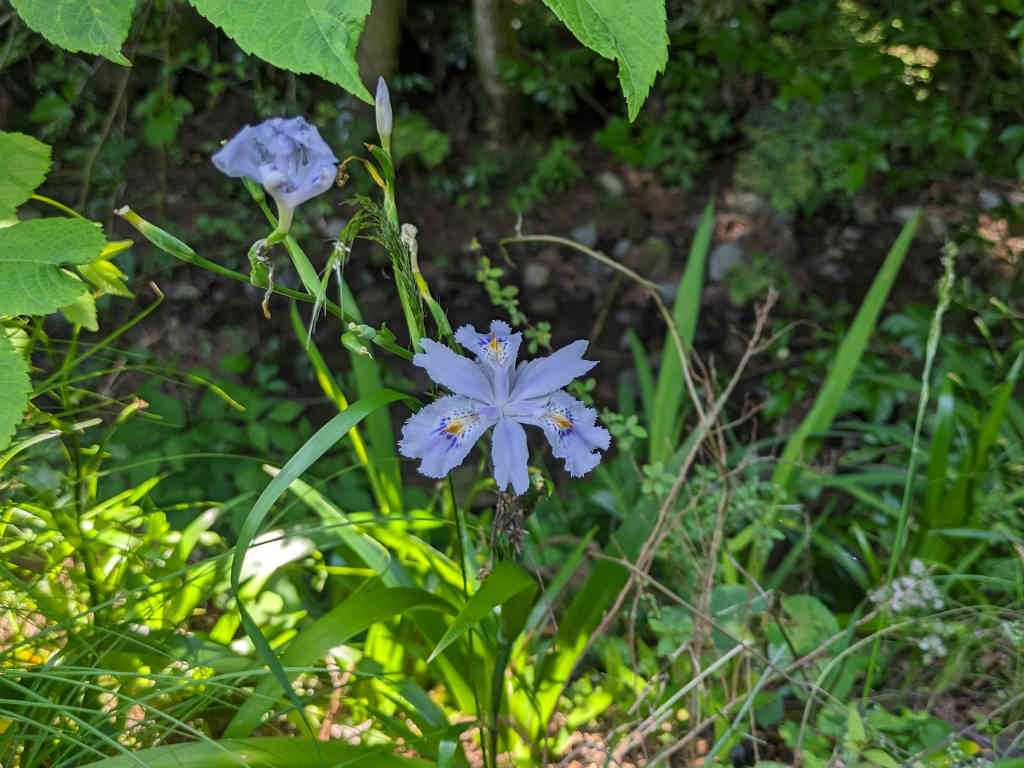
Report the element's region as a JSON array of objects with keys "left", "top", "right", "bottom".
[
  {"left": 916, "top": 633, "right": 947, "bottom": 664},
  {"left": 869, "top": 559, "right": 945, "bottom": 613}
]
